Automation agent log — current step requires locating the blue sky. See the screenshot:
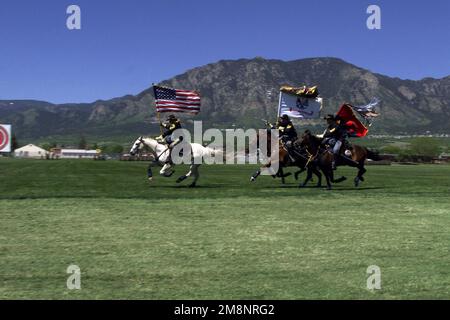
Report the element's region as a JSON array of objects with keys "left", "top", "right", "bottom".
[{"left": 0, "top": 0, "right": 449, "bottom": 103}]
